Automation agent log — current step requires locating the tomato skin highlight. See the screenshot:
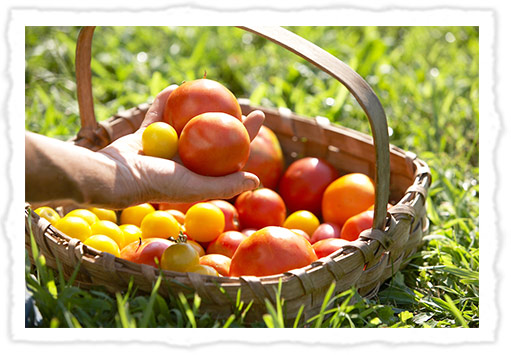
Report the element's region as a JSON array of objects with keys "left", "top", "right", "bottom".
[
  {"left": 178, "top": 112, "right": 251, "bottom": 177},
  {"left": 242, "top": 125, "right": 284, "bottom": 190},
  {"left": 340, "top": 210, "right": 374, "bottom": 242},
  {"left": 278, "top": 157, "right": 339, "bottom": 217},
  {"left": 235, "top": 188, "right": 286, "bottom": 230},
  {"left": 163, "top": 78, "right": 242, "bottom": 136},
  {"left": 229, "top": 226, "right": 317, "bottom": 277}
]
